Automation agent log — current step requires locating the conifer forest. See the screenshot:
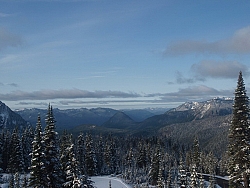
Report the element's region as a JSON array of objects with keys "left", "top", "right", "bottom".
[{"left": 0, "top": 72, "right": 249, "bottom": 187}]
